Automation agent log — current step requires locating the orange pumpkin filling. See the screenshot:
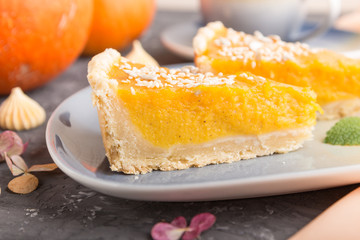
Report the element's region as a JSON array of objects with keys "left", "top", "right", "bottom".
[{"left": 107, "top": 57, "right": 320, "bottom": 148}]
